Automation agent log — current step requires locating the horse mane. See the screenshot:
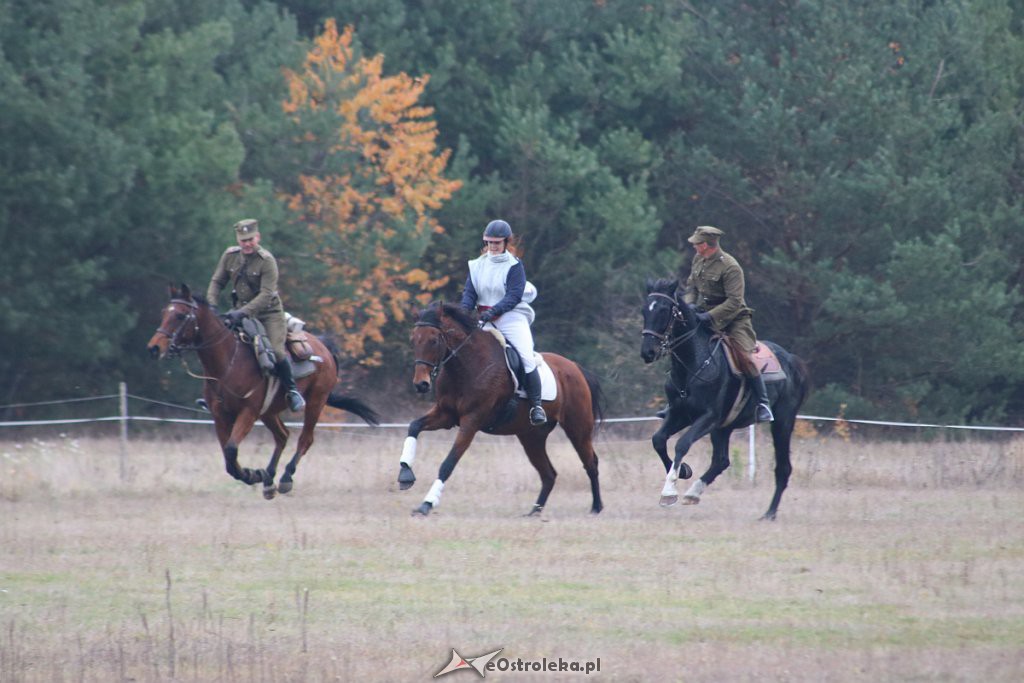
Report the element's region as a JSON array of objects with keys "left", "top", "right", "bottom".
[
  {"left": 420, "top": 302, "right": 478, "bottom": 334},
  {"left": 649, "top": 277, "right": 679, "bottom": 297}
]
